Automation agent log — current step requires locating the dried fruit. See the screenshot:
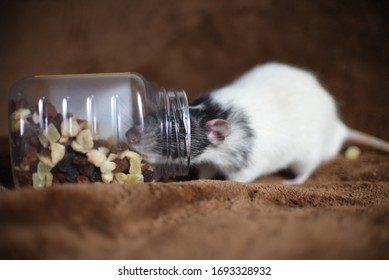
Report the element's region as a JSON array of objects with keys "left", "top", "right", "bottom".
[
  {"left": 50, "top": 142, "right": 65, "bottom": 165},
  {"left": 61, "top": 116, "right": 81, "bottom": 137},
  {"left": 100, "top": 160, "right": 116, "bottom": 174},
  {"left": 129, "top": 158, "right": 142, "bottom": 175},
  {"left": 76, "top": 129, "right": 94, "bottom": 150},
  {"left": 86, "top": 149, "right": 107, "bottom": 167},
  {"left": 46, "top": 123, "right": 61, "bottom": 143},
  {"left": 113, "top": 158, "right": 130, "bottom": 173},
  {"left": 10, "top": 100, "right": 155, "bottom": 187},
  {"left": 101, "top": 172, "right": 114, "bottom": 183}
]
